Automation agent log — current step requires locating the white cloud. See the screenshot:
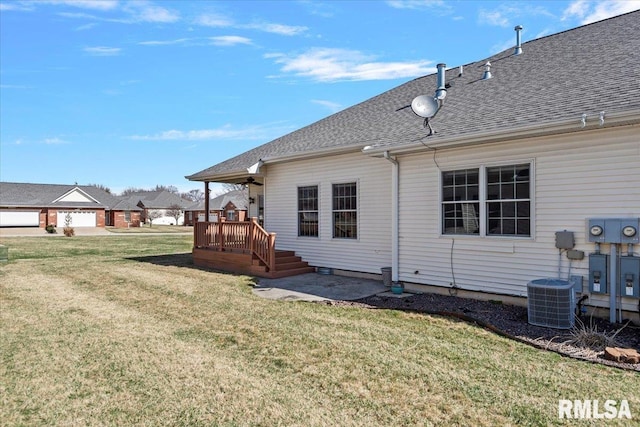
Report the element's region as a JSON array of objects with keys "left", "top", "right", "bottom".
[
  {"left": 0, "top": 2, "right": 35, "bottom": 11},
  {"left": 84, "top": 46, "right": 121, "bottom": 56},
  {"left": 268, "top": 48, "right": 435, "bottom": 82},
  {"left": 128, "top": 124, "right": 292, "bottom": 141},
  {"left": 311, "top": 99, "right": 343, "bottom": 113},
  {"left": 479, "top": 4, "right": 555, "bottom": 27},
  {"left": 562, "top": 0, "right": 640, "bottom": 24},
  {"left": 124, "top": 2, "right": 179, "bottom": 23},
  {"left": 38, "top": 0, "right": 119, "bottom": 11},
  {"left": 138, "top": 38, "right": 191, "bottom": 46},
  {"left": 194, "top": 13, "right": 234, "bottom": 27},
  {"left": 386, "top": 0, "right": 444, "bottom": 10},
  {"left": 75, "top": 22, "right": 97, "bottom": 31},
  {"left": 209, "top": 36, "right": 252, "bottom": 46},
  {"left": 193, "top": 13, "right": 306, "bottom": 36},
  {"left": 43, "top": 137, "right": 69, "bottom": 145},
  {"left": 0, "top": 84, "right": 34, "bottom": 89},
  {"left": 478, "top": 9, "right": 510, "bottom": 27},
  {"left": 244, "top": 22, "right": 308, "bottom": 36}
]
